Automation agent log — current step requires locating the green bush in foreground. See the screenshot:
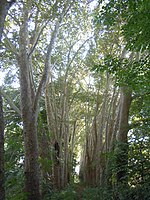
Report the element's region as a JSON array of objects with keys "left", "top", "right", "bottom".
[
  {"left": 50, "top": 186, "right": 78, "bottom": 200},
  {"left": 48, "top": 182, "right": 150, "bottom": 200}
]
